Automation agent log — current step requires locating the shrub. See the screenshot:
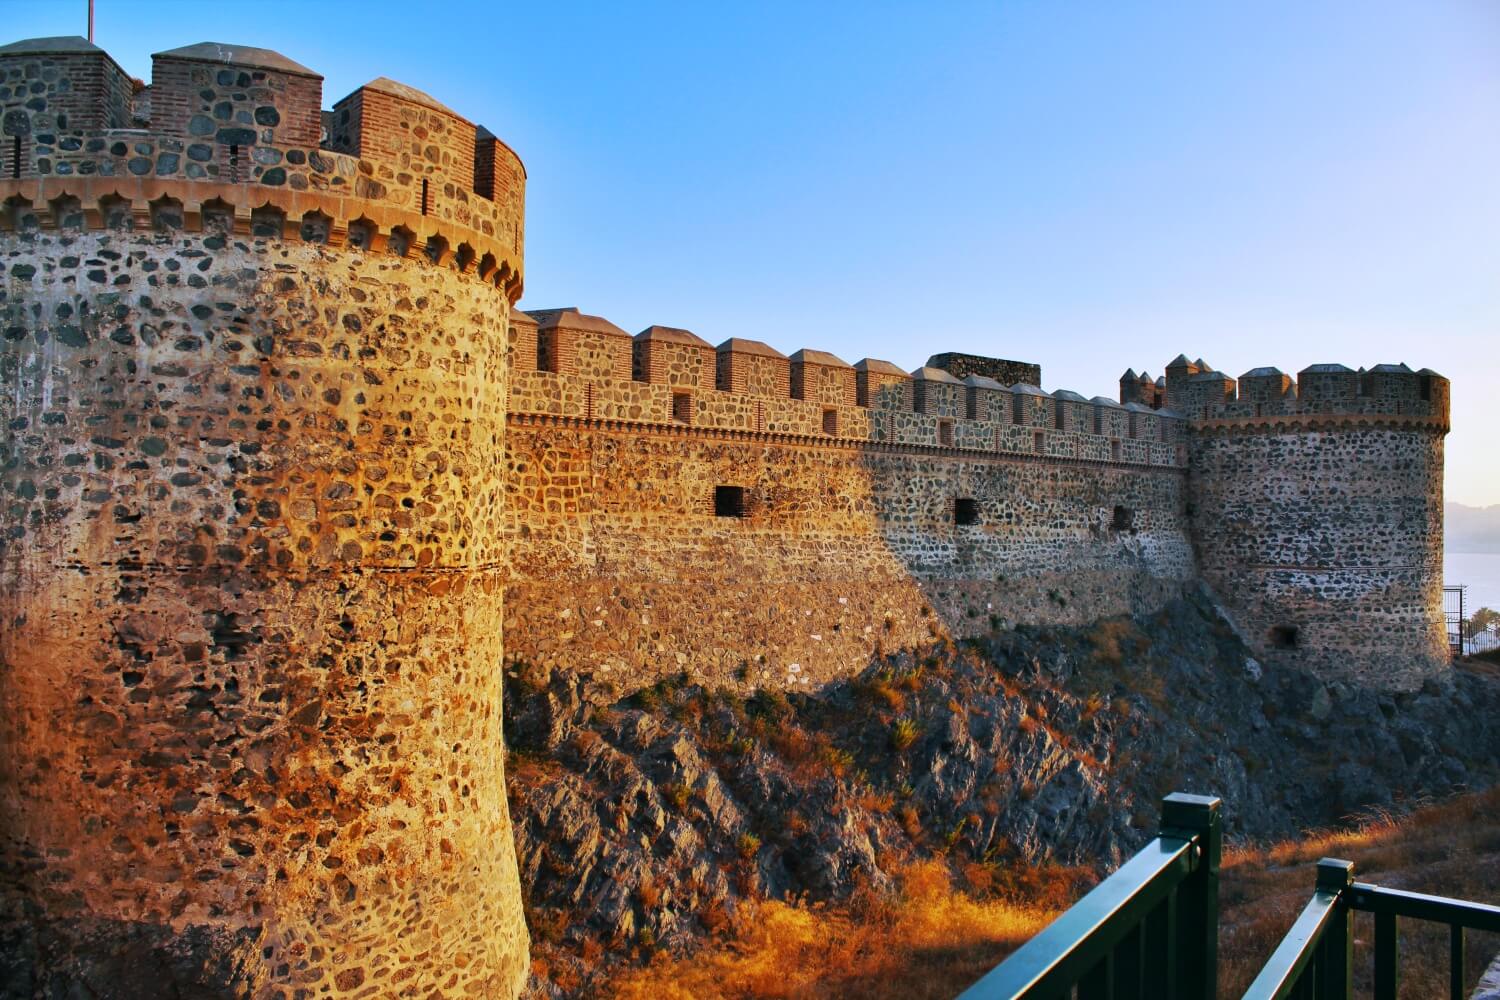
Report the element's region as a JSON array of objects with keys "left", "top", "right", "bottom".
[
  {"left": 736, "top": 832, "right": 762, "bottom": 860},
  {"left": 891, "top": 717, "right": 922, "bottom": 751}
]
